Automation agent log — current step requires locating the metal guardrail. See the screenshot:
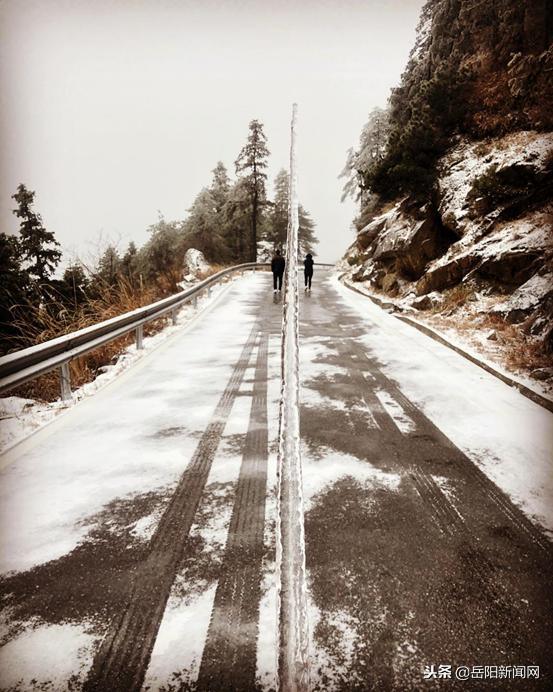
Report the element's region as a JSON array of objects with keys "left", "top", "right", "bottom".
[
  {"left": 0, "top": 261, "right": 334, "bottom": 400},
  {"left": 0, "top": 262, "right": 268, "bottom": 400}
]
